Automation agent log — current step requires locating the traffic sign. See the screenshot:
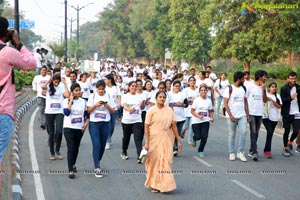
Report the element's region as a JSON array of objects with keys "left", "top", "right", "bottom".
[{"left": 8, "top": 19, "right": 35, "bottom": 29}]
